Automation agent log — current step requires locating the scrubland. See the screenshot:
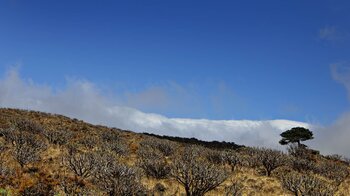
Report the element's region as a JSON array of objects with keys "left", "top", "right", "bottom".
[{"left": 0, "top": 108, "right": 349, "bottom": 196}]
